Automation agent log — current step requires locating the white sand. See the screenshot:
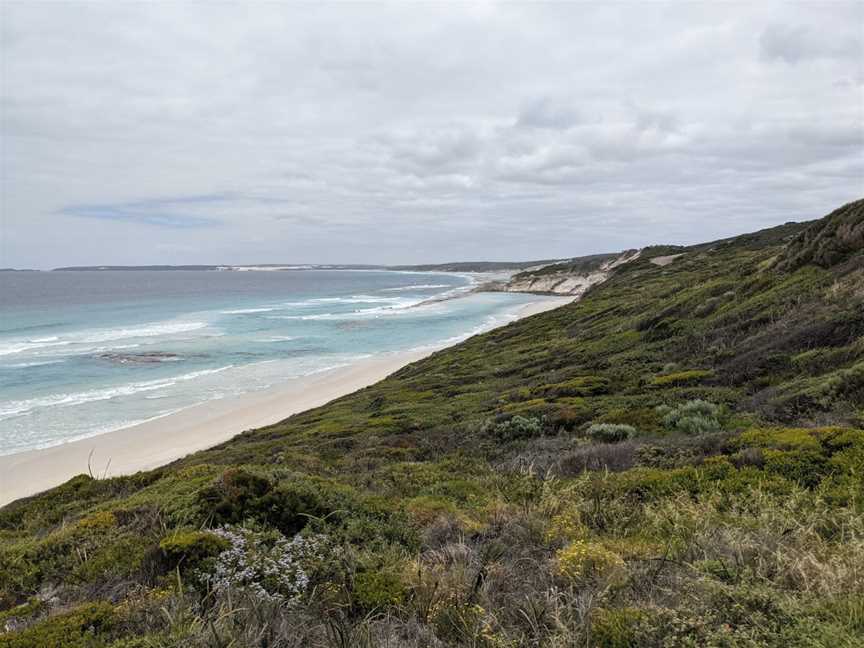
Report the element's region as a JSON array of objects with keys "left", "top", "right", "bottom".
[
  {"left": 0, "top": 296, "right": 571, "bottom": 506},
  {"left": 650, "top": 253, "right": 685, "bottom": 267}
]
